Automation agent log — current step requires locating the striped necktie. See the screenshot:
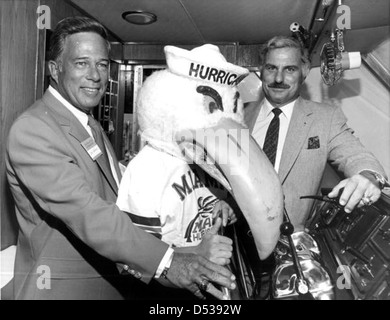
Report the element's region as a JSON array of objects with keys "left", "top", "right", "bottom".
[
  {"left": 87, "top": 115, "right": 112, "bottom": 173},
  {"left": 263, "top": 108, "right": 282, "bottom": 167}
]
